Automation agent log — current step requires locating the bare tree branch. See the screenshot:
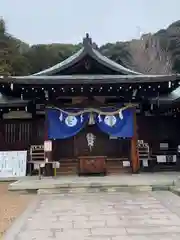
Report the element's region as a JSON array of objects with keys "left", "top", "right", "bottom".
[{"left": 128, "top": 34, "right": 173, "bottom": 74}]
